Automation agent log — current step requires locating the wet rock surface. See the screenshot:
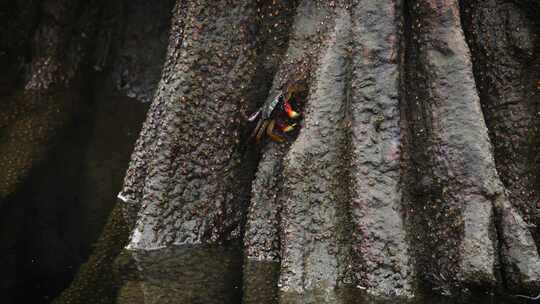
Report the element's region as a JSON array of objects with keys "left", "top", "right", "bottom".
[
  {"left": 2, "top": 0, "right": 540, "bottom": 303},
  {"left": 119, "top": 0, "right": 540, "bottom": 301},
  {"left": 348, "top": 0, "right": 414, "bottom": 296},
  {"left": 119, "top": 0, "right": 263, "bottom": 249},
  {"left": 460, "top": 0, "right": 540, "bottom": 291},
  {"left": 277, "top": 7, "right": 351, "bottom": 293},
  {"left": 111, "top": 0, "right": 175, "bottom": 103},
  {"left": 405, "top": 0, "right": 499, "bottom": 292}
]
